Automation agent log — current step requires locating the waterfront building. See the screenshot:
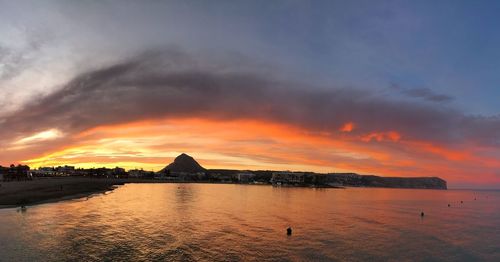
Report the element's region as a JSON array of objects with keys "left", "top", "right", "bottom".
[
  {"left": 129, "top": 169, "right": 155, "bottom": 178},
  {"left": 271, "top": 172, "right": 305, "bottom": 185},
  {"left": 56, "top": 165, "right": 76, "bottom": 176},
  {"left": 237, "top": 172, "right": 255, "bottom": 183},
  {"left": 4, "top": 164, "right": 32, "bottom": 181}
]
